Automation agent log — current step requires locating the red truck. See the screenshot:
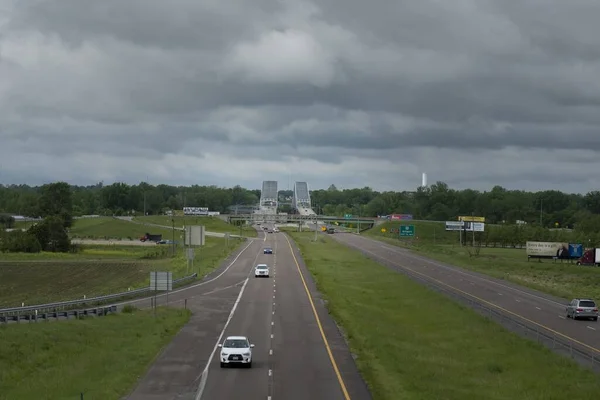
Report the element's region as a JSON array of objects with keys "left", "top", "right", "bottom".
[
  {"left": 577, "top": 248, "right": 600, "bottom": 266},
  {"left": 140, "top": 233, "right": 163, "bottom": 242}
]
